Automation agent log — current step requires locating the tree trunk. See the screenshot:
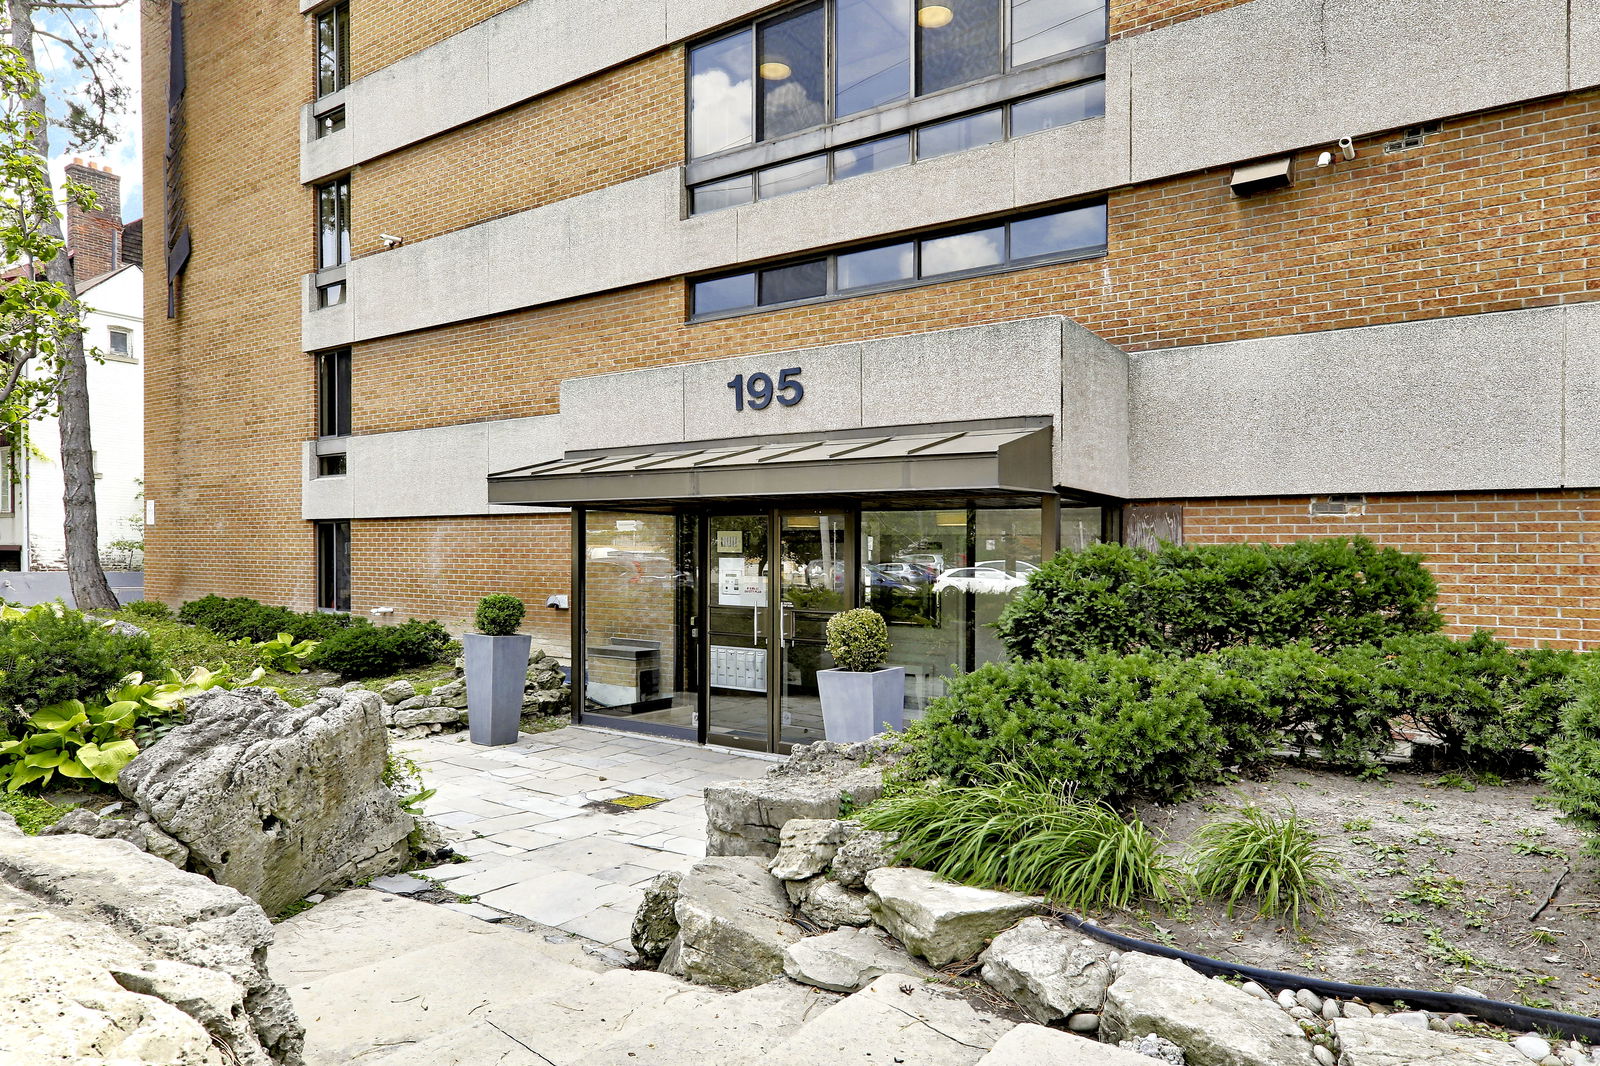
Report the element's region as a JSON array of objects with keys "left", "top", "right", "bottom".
[{"left": 7, "top": 0, "right": 119, "bottom": 610}]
